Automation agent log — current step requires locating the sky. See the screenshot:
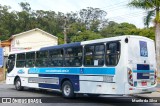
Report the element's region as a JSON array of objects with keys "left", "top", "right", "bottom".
[{"left": 0, "top": 0, "right": 151, "bottom": 28}]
